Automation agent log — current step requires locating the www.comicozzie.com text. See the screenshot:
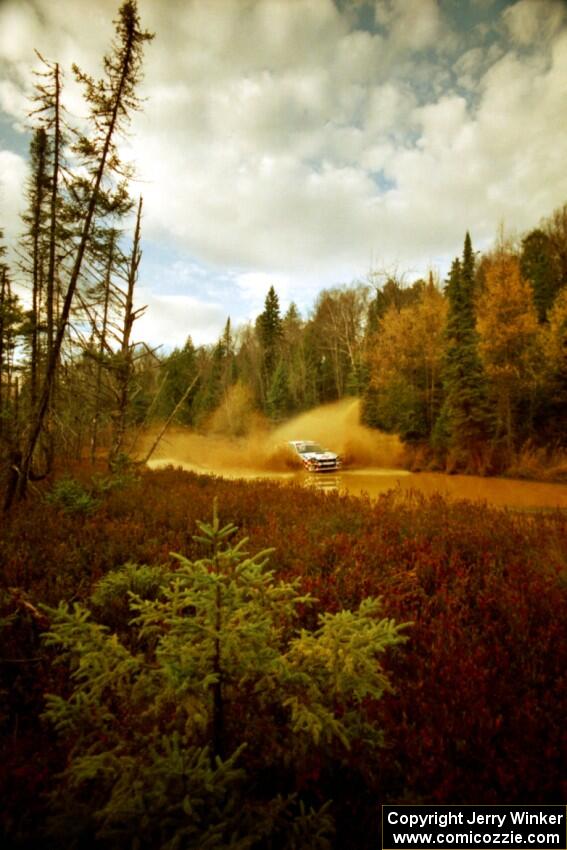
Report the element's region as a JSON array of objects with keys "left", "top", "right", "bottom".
[{"left": 385, "top": 809, "right": 565, "bottom": 847}]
